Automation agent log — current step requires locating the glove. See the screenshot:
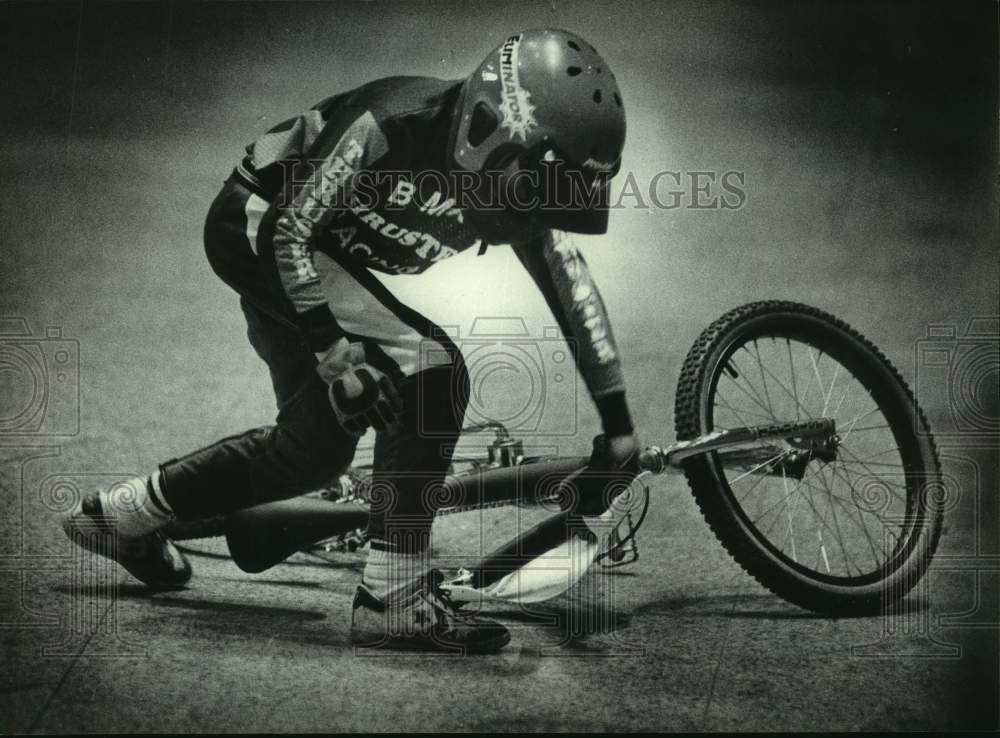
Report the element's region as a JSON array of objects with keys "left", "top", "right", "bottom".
[
  {"left": 572, "top": 433, "right": 641, "bottom": 516},
  {"left": 316, "top": 340, "right": 403, "bottom": 436}
]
